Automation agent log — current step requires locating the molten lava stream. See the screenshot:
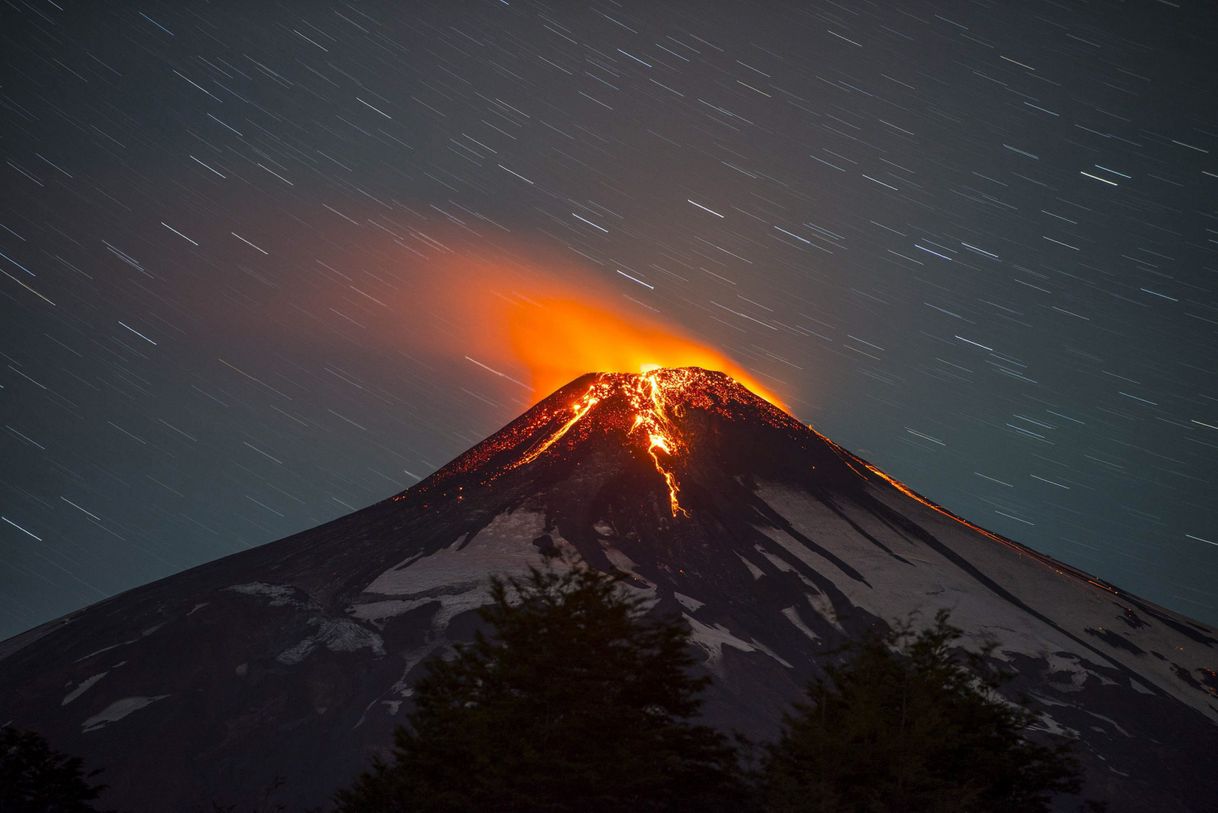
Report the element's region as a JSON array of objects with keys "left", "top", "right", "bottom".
[
  {"left": 511, "top": 370, "right": 691, "bottom": 517},
  {"left": 514, "top": 384, "right": 605, "bottom": 468},
  {"left": 628, "top": 370, "right": 688, "bottom": 517}
]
